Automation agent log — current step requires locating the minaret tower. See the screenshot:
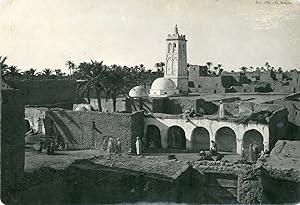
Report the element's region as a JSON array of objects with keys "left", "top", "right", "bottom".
[{"left": 165, "top": 25, "right": 188, "bottom": 93}]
